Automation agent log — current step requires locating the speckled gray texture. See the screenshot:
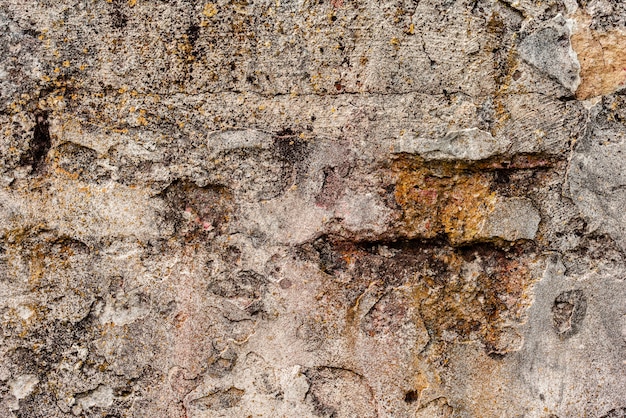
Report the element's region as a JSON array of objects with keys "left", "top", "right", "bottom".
[{"left": 0, "top": 0, "right": 625, "bottom": 417}]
